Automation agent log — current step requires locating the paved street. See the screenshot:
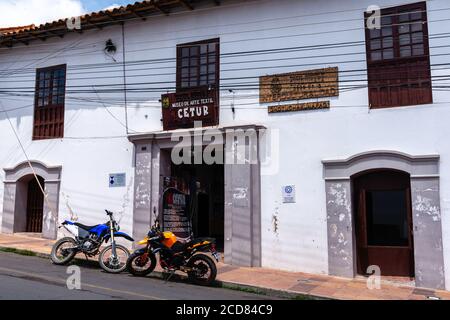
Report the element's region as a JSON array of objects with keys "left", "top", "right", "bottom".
[{"left": 0, "top": 252, "right": 277, "bottom": 300}]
